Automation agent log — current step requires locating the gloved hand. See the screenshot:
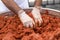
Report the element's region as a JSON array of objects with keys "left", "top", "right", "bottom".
[
  {"left": 18, "top": 10, "right": 35, "bottom": 28},
  {"left": 32, "top": 7, "right": 43, "bottom": 26}
]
